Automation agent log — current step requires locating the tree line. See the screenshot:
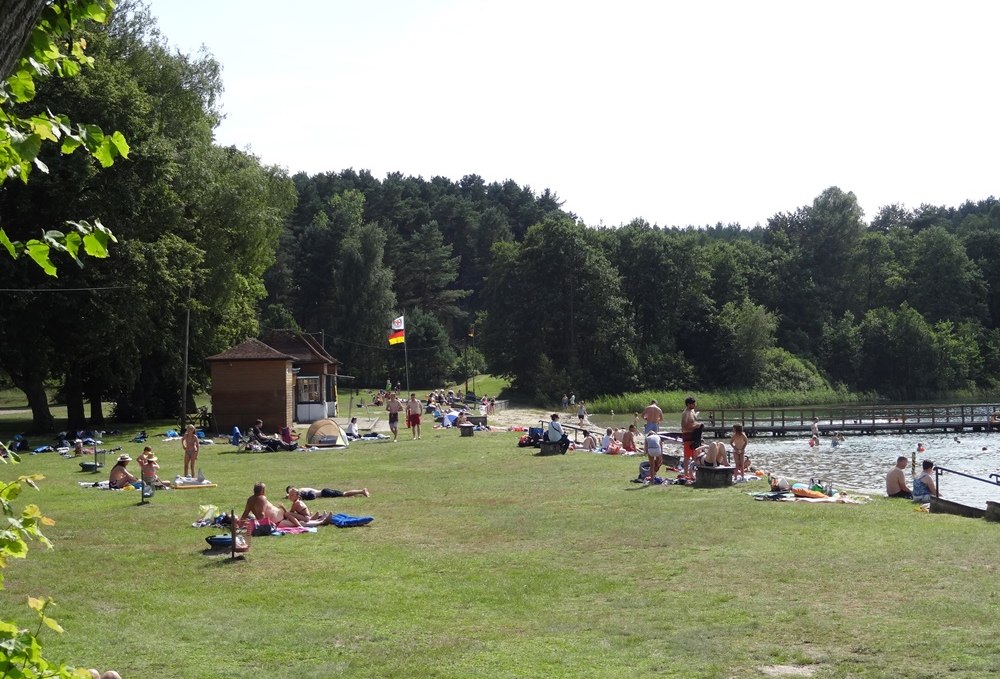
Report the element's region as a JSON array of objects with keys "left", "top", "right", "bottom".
[{"left": 4, "top": 2, "right": 1000, "bottom": 433}]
